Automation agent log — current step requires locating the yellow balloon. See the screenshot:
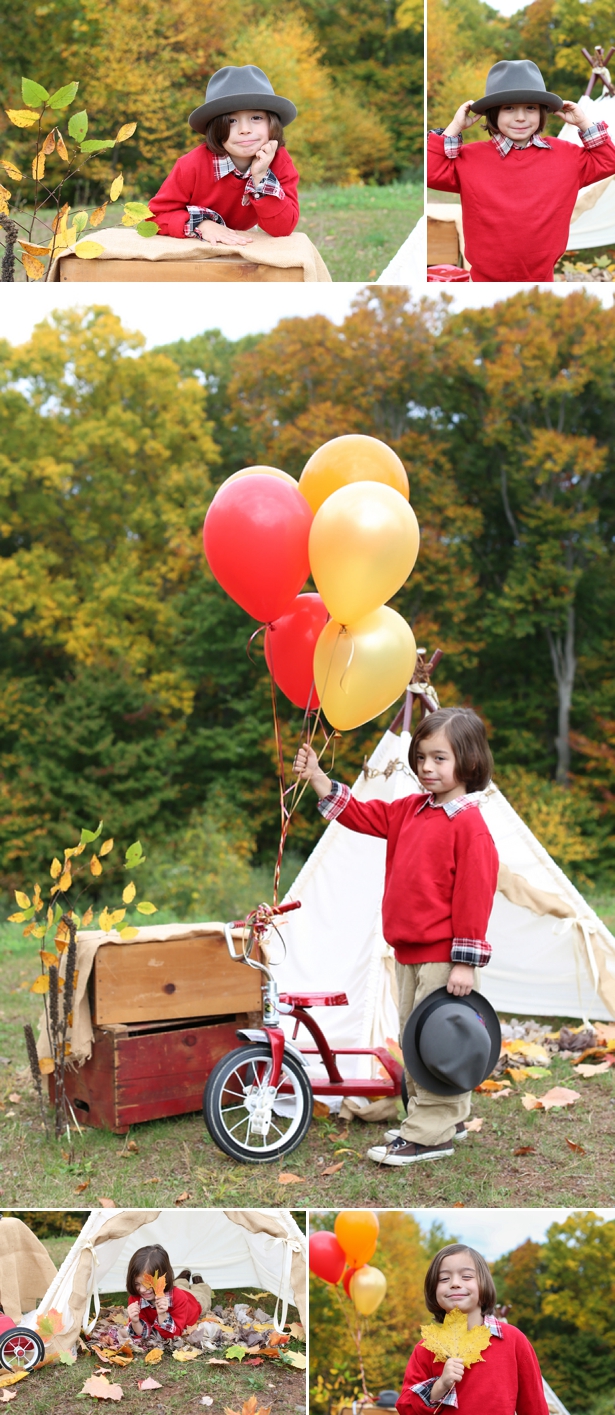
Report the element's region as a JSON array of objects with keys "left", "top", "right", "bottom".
[
  {"left": 309, "top": 481, "right": 420, "bottom": 625},
  {"left": 349, "top": 1265, "right": 387, "bottom": 1317},
  {"left": 299, "top": 434, "right": 409, "bottom": 513},
  {"left": 314, "top": 608, "right": 417, "bottom": 731},
  {"left": 221, "top": 465, "right": 298, "bottom": 488}
]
